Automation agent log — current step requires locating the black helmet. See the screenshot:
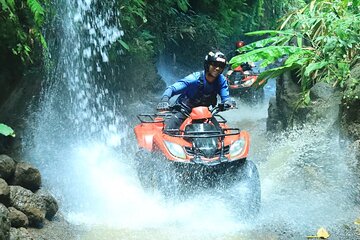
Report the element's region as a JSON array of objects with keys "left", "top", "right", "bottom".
[{"left": 204, "top": 50, "right": 227, "bottom": 73}]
